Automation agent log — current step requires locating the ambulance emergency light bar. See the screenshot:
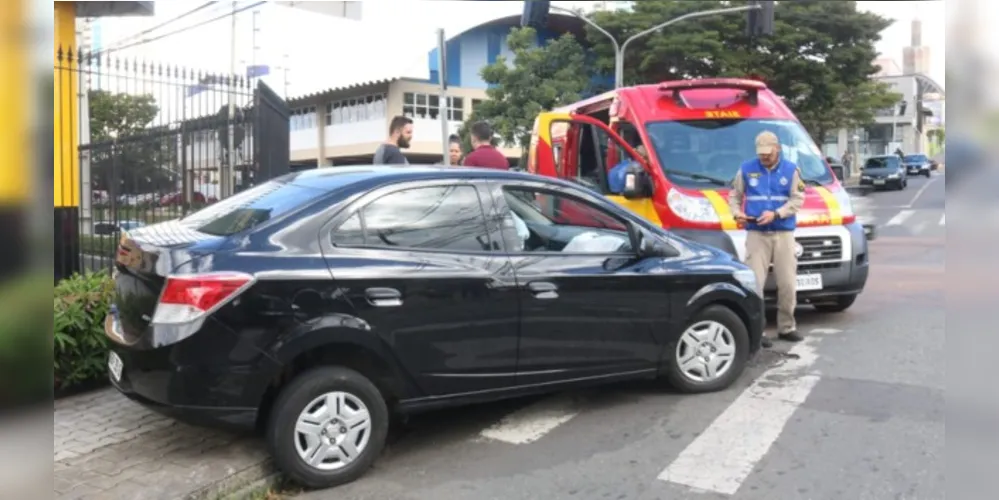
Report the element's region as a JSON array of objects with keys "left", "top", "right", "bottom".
[{"left": 658, "top": 78, "right": 767, "bottom": 108}]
